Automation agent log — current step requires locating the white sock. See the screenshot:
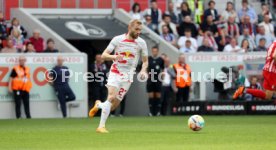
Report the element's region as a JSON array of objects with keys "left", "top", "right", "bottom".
[
  {"left": 99, "top": 100, "right": 112, "bottom": 128},
  {"left": 97, "top": 102, "right": 104, "bottom": 109}
]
